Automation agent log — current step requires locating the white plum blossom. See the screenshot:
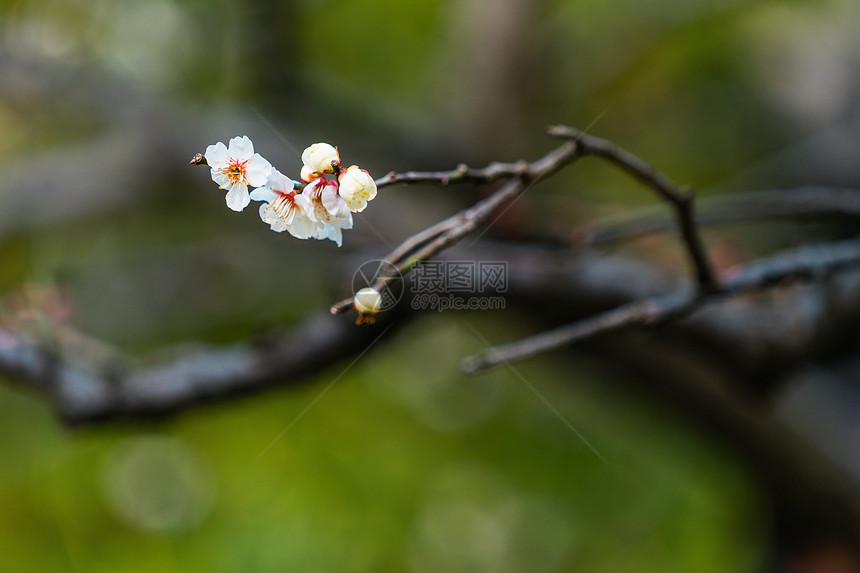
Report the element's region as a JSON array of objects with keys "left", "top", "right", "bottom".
[
  {"left": 300, "top": 143, "right": 340, "bottom": 182},
  {"left": 204, "top": 136, "right": 272, "bottom": 212},
  {"left": 249, "top": 169, "right": 316, "bottom": 239},
  {"left": 303, "top": 178, "right": 353, "bottom": 247},
  {"left": 338, "top": 165, "right": 377, "bottom": 212},
  {"left": 197, "top": 136, "right": 379, "bottom": 249}
]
